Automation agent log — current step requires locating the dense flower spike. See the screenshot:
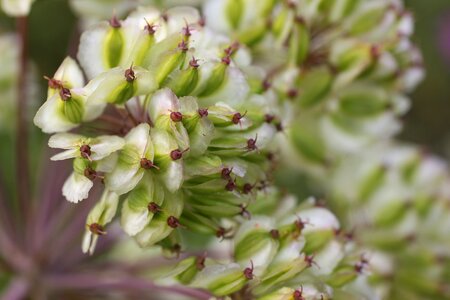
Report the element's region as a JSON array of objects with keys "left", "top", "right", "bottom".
[
  {"left": 204, "top": 0, "right": 423, "bottom": 166},
  {"left": 328, "top": 142, "right": 450, "bottom": 299},
  {"left": 174, "top": 193, "right": 370, "bottom": 298},
  {"left": 35, "top": 5, "right": 279, "bottom": 256},
  {"left": 29, "top": 1, "right": 450, "bottom": 300}
]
